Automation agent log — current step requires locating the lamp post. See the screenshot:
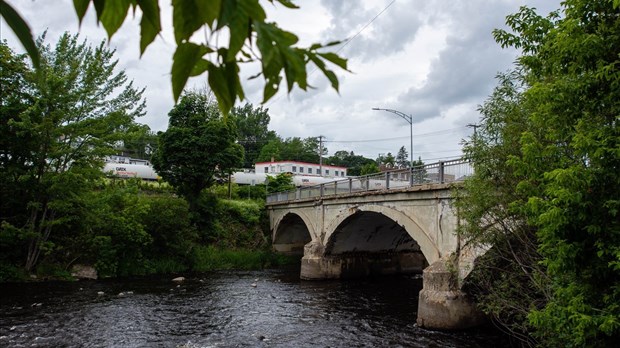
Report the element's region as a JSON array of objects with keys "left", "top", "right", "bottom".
[{"left": 372, "top": 108, "right": 414, "bottom": 169}]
